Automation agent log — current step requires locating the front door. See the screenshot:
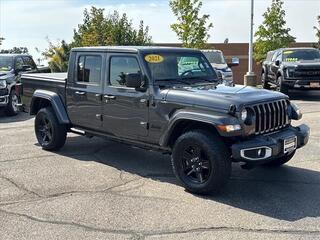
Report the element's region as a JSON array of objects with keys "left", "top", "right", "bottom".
[
  {"left": 66, "top": 53, "right": 104, "bottom": 130},
  {"left": 102, "top": 54, "right": 149, "bottom": 139}
]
